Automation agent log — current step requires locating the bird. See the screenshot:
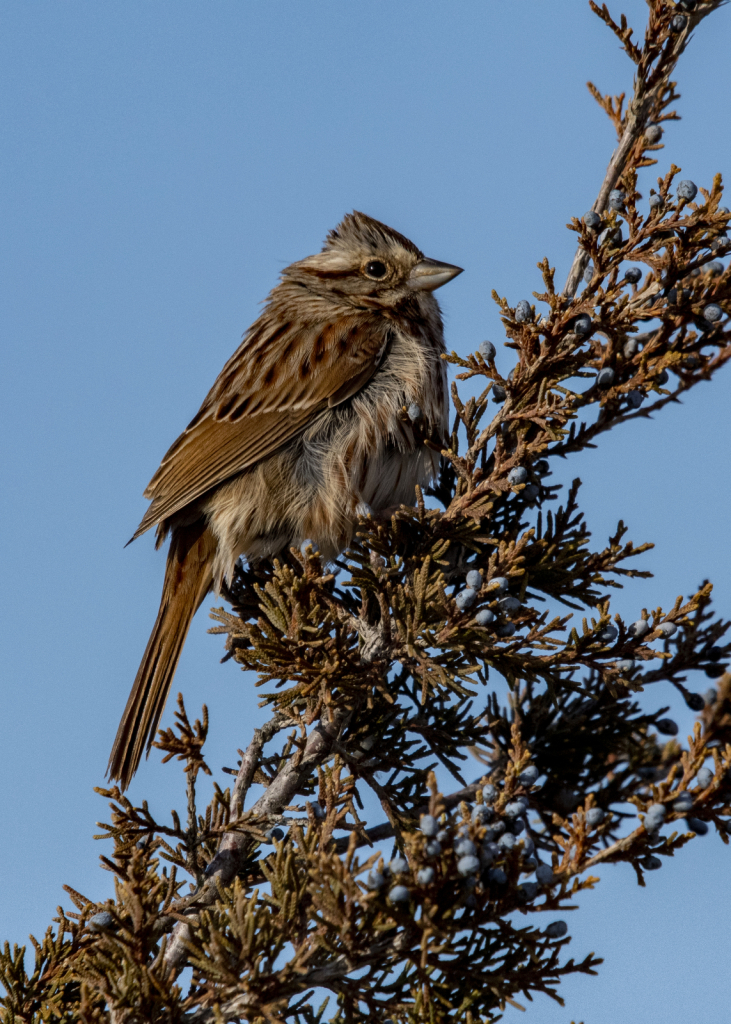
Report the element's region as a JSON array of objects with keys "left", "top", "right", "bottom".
[{"left": 108, "top": 211, "right": 462, "bottom": 789}]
